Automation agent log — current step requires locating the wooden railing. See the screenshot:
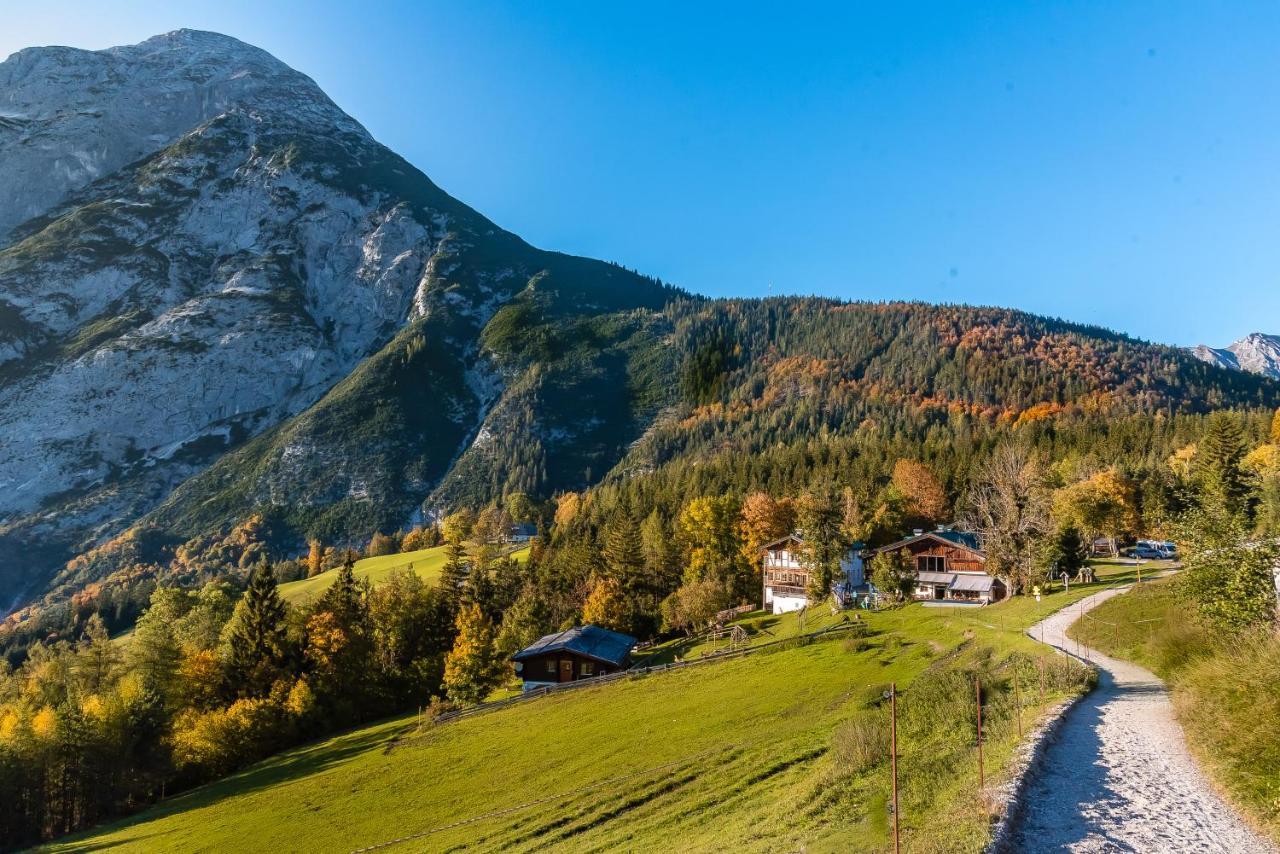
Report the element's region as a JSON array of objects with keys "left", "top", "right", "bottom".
[{"left": 412, "top": 621, "right": 865, "bottom": 731}]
